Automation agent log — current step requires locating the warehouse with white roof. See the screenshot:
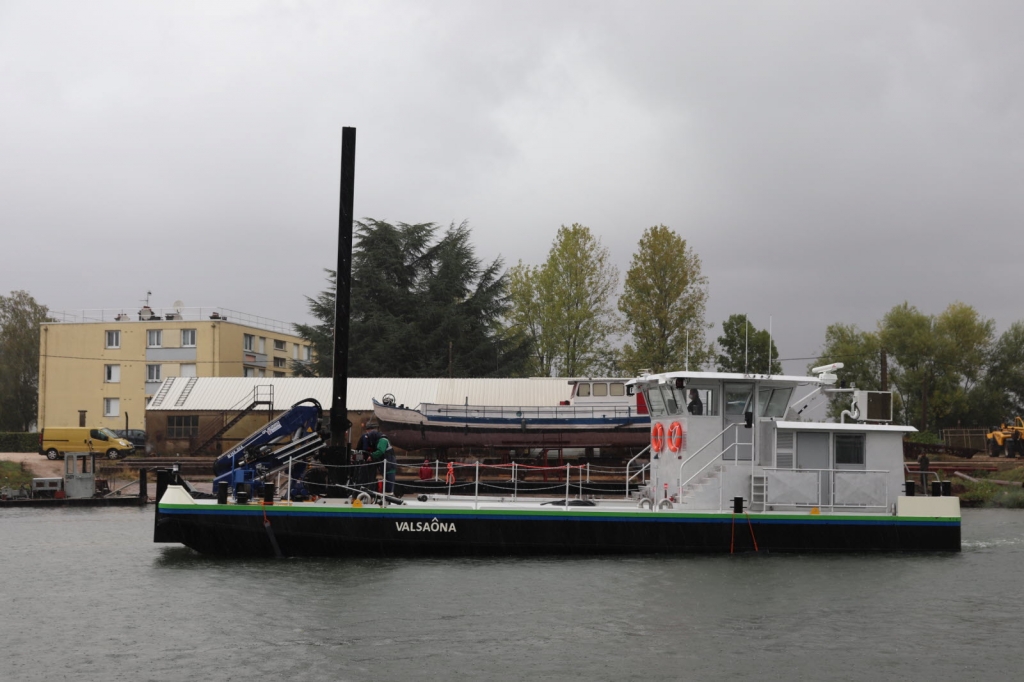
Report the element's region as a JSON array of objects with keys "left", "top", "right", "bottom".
[{"left": 145, "top": 376, "right": 577, "bottom": 455}]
